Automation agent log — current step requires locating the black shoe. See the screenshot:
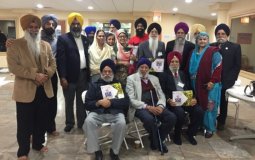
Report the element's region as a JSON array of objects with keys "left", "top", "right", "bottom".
[
  {"left": 173, "top": 135, "right": 182, "bottom": 145},
  {"left": 187, "top": 135, "right": 197, "bottom": 145},
  {"left": 64, "top": 125, "right": 73, "bottom": 132},
  {"left": 159, "top": 143, "right": 168, "bottom": 153},
  {"left": 205, "top": 132, "right": 213, "bottom": 138},
  {"left": 110, "top": 148, "right": 120, "bottom": 160},
  {"left": 217, "top": 123, "right": 225, "bottom": 131},
  {"left": 95, "top": 150, "right": 103, "bottom": 160}
]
